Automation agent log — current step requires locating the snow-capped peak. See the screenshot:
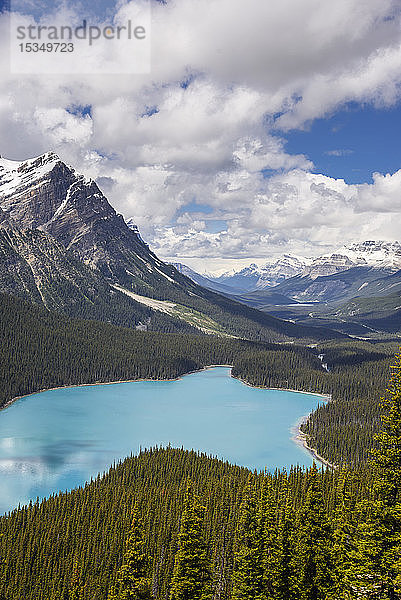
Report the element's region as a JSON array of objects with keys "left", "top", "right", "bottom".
[
  {"left": 299, "top": 241, "right": 401, "bottom": 279},
  {"left": 337, "top": 241, "right": 401, "bottom": 270},
  {"left": 0, "top": 152, "right": 63, "bottom": 201},
  {"left": 0, "top": 151, "right": 60, "bottom": 173}
]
